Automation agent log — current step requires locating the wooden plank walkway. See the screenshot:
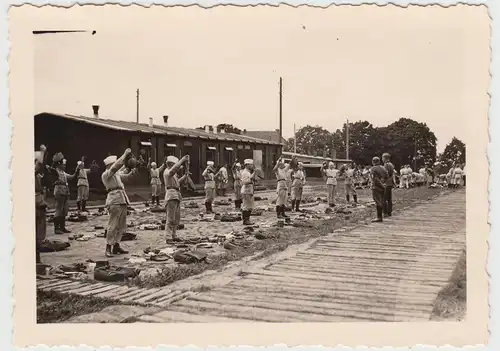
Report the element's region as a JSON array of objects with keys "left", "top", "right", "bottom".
[
  {"left": 140, "top": 189, "right": 465, "bottom": 322},
  {"left": 37, "top": 189, "right": 465, "bottom": 322}
]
